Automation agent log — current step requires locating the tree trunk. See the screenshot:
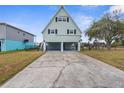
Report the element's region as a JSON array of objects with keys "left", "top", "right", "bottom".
[{"left": 106, "top": 42, "right": 111, "bottom": 50}]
